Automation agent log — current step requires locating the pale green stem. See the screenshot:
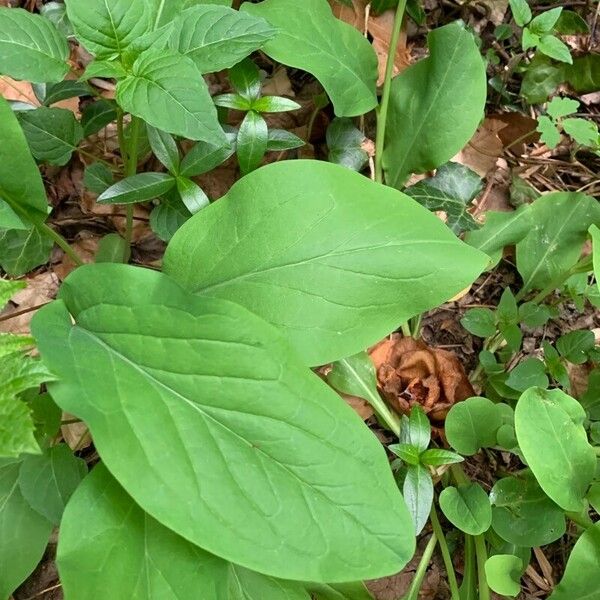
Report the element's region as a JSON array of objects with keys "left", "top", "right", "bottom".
[
  {"left": 403, "top": 534, "right": 438, "bottom": 600},
  {"left": 374, "top": 0, "right": 407, "bottom": 184},
  {"left": 36, "top": 221, "right": 83, "bottom": 266},
  {"left": 430, "top": 503, "right": 460, "bottom": 600},
  {"left": 474, "top": 534, "right": 490, "bottom": 600}
]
